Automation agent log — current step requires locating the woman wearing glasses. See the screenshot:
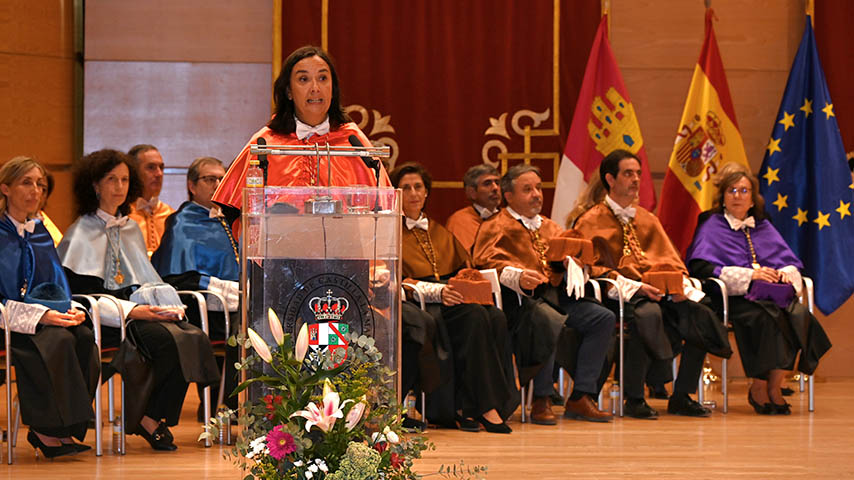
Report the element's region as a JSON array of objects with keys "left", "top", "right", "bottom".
[{"left": 686, "top": 162, "right": 831, "bottom": 415}]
